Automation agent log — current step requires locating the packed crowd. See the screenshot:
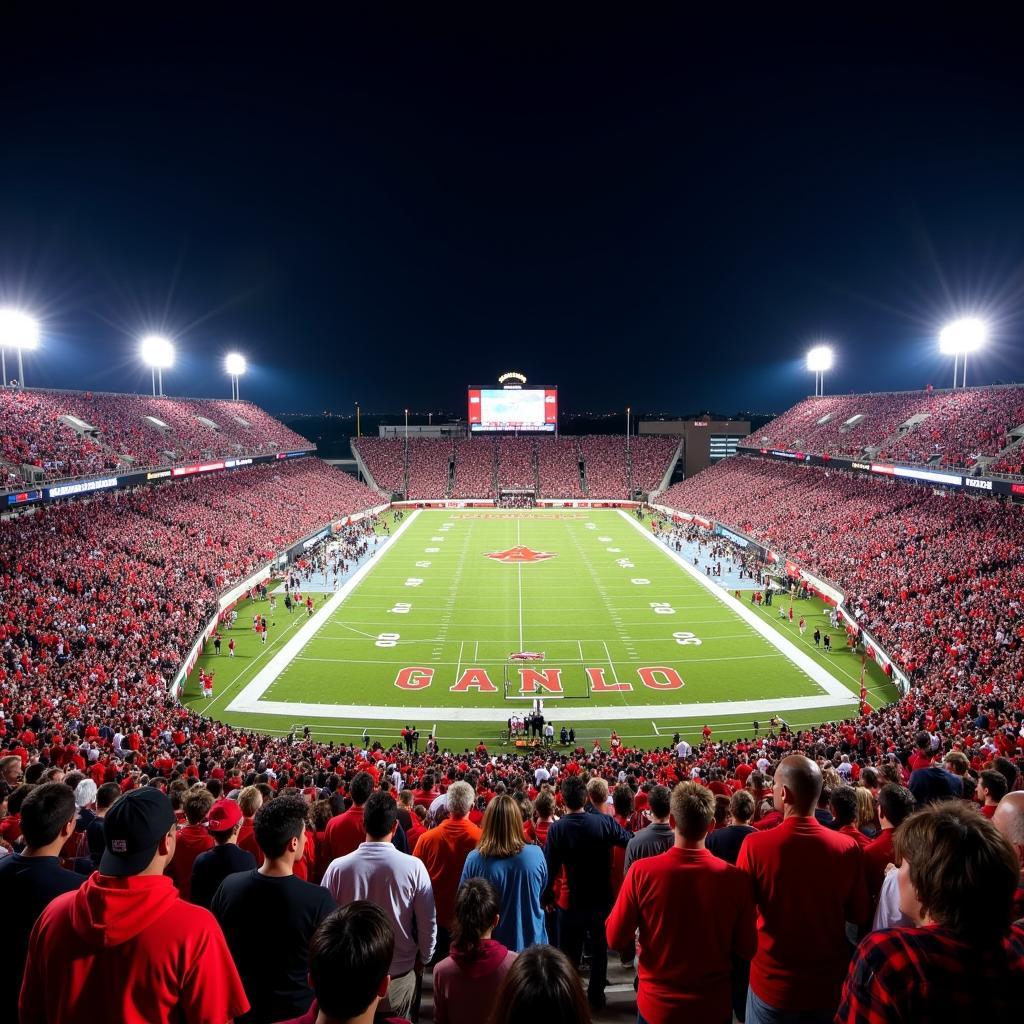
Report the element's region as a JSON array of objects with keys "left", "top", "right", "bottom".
[
  {"left": 537, "top": 438, "right": 583, "bottom": 498},
  {"left": 3, "top": 449, "right": 1024, "bottom": 1021},
  {"left": 746, "top": 385, "right": 1024, "bottom": 470},
  {"left": 353, "top": 438, "right": 407, "bottom": 494},
  {"left": 627, "top": 436, "right": 679, "bottom": 493},
  {"left": 407, "top": 440, "right": 454, "bottom": 499},
  {"left": 497, "top": 438, "right": 536, "bottom": 490},
  {"left": 578, "top": 436, "right": 629, "bottom": 498},
  {"left": 0, "top": 388, "right": 313, "bottom": 483},
  {"left": 452, "top": 439, "right": 496, "bottom": 498}
]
